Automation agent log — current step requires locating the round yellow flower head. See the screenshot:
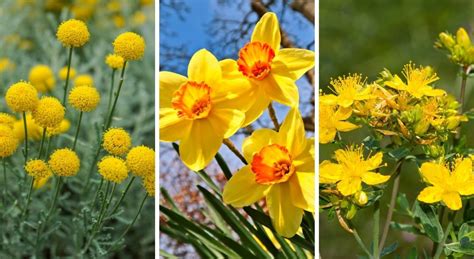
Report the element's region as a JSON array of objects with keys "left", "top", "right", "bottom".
[
  {"left": 0, "top": 113, "right": 16, "bottom": 128},
  {"left": 143, "top": 173, "right": 155, "bottom": 197},
  {"left": 113, "top": 15, "right": 126, "bottom": 28},
  {"left": 73, "top": 74, "right": 94, "bottom": 87},
  {"left": 0, "top": 125, "right": 19, "bottom": 158},
  {"left": 33, "top": 173, "right": 52, "bottom": 189},
  {"left": 47, "top": 119, "right": 70, "bottom": 137},
  {"left": 113, "top": 32, "right": 145, "bottom": 61},
  {"left": 98, "top": 156, "right": 129, "bottom": 183},
  {"left": 68, "top": 85, "right": 100, "bottom": 112},
  {"left": 56, "top": 19, "right": 90, "bottom": 47},
  {"left": 126, "top": 145, "right": 155, "bottom": 177},
  {"left": 29, "top": 65, "right": 56, "bottom": 93},
  {"left": 5, "top": 82, "right": 38, "bottom": 112},
  {"left": 48, "top": 148, "right": 80, "bottom": 177},
  {"left": 59, "top": 66, "right": 76, "bottom": 80},
  {"left": 32, "top": 97, "right": 65, "bottom": 128},
  {"left": 105, "top": 54, "right": 124, "bottom": 69},
  {"left": 25, "top": 159, "right": 51, "bottom": 178},
  {"left": 102, "top": 128, "right": 131, "bottom": 156}
]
